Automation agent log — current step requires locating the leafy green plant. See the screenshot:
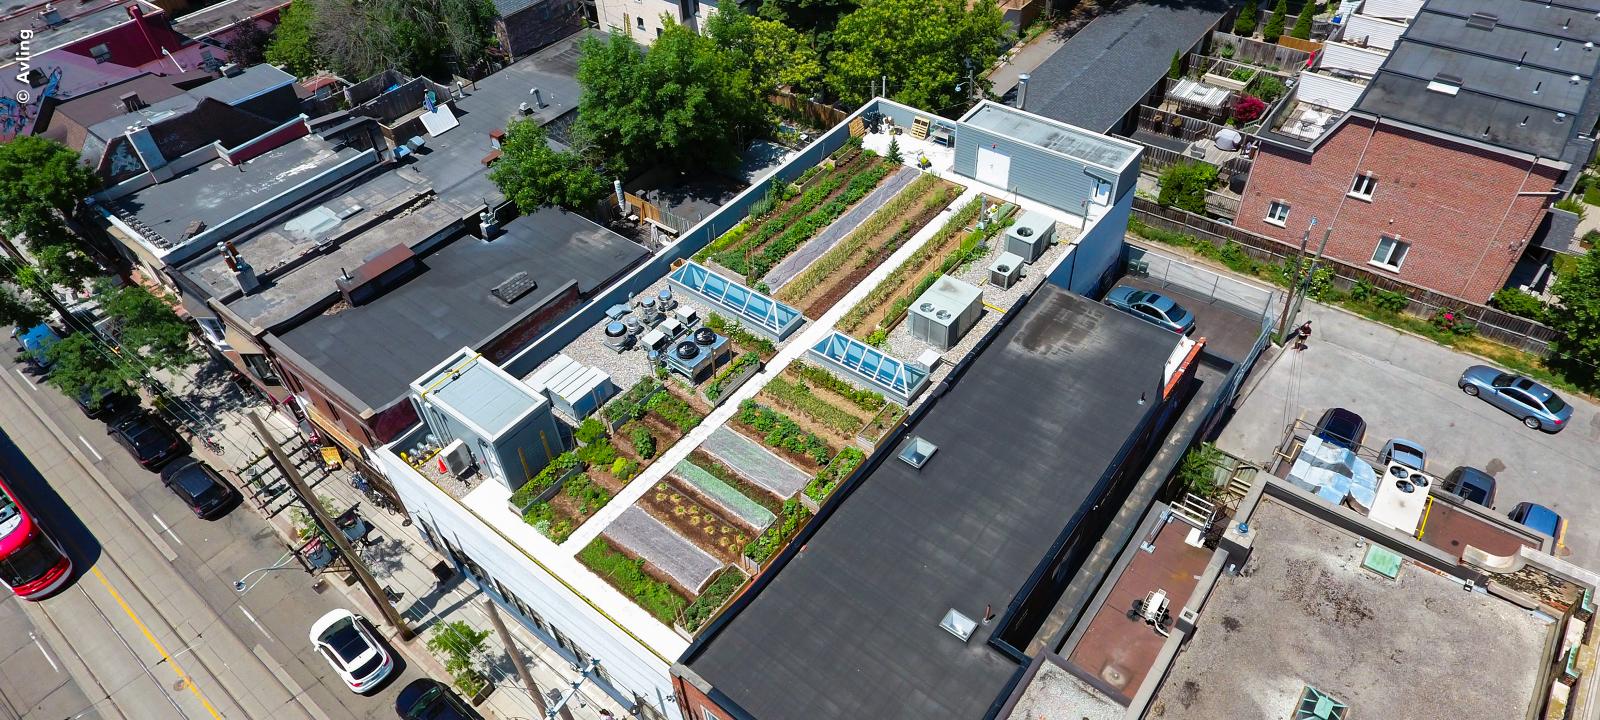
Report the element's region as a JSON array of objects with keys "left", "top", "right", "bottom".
[
  {"left": 744, "top": 499, "right": 811, "bottom": 564},
  {"left": 706, "top": 352, "right": 760, "bottom": 401},
  {"left": 576, "top": 437, "right": 618, "bottom": 468},
  {"left": 1175, "top": 443, "right": 1225, "bottom": 498},
  {"left": 627, "top": 423, "right": 657, "bottom": 459},
  {"left": 706, "top": 313, "right": 778, "bottom": 358},
  {"left": 806, "top": 447, "right": 866, "bottom": 502},
  {"left": 563, "top": 473, "right": 612, "bottom": 514},
  {"left": 1490, "top": 289, "right": 1549, "bottom": 324},
  {"left": 1157, "top": 163, "right": 1219, "bottom": 214},
  {"left": 790, "top": 361, "right": 887, "bottom": 413},
  {"left": 579, "top": 539, "right": 688, "bottom": 624},
  {"left": 645, "top": 391, "right": 705, "bottom": 433},
  {"left": 509, "top": 451, "right": 582, "bottom": 508},
  {"left": 575, "top": 417, "right": 607, "bottom": 445},
  {"left": 523, "top": 501, "right": 575, "bottom": 542},
  {"left": 763, "top": 377, "right": 863, "bottom": 436},
  {"left": 1555, "top": 196, "right": 1588, "bottom": 220},
  {"left": 736, "top": 400, "right": 836, "bottom": 464},
  {"left": 1219, "top": 43, "right": 1237, "bottom": 59},
  {"left": 1248, "top": 74, "right": 1287, "bottom": 103},
  {"left": 604, "top": 378, "right": 662, "bottom": 424},
  {"left": 681, "top": 569, "right": 748, "bottom": 632},
  {"left": 1229, "top": 66, "right": 1254, "bottom": 82},
  {"left": 610, "top": 457, "right": 640, "bottom": 481},
  {"left": 427, "top": 621, "right": 492, "bottom": 698}
]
